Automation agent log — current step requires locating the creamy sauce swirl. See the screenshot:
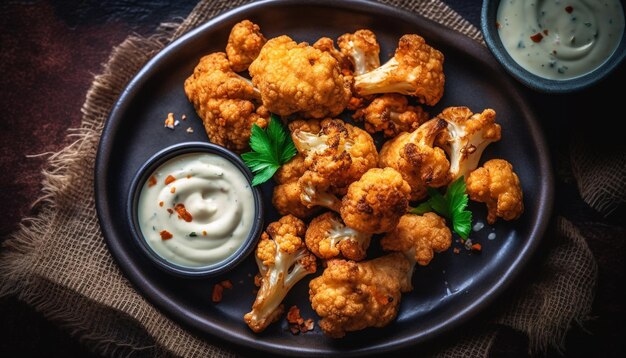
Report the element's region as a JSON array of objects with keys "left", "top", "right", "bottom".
[
  {"left": 137, "top": 153, "right": 255, "bottom": 268},
  {"left": 497, "top": 0, "right": 624, "bottom": 79}
]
